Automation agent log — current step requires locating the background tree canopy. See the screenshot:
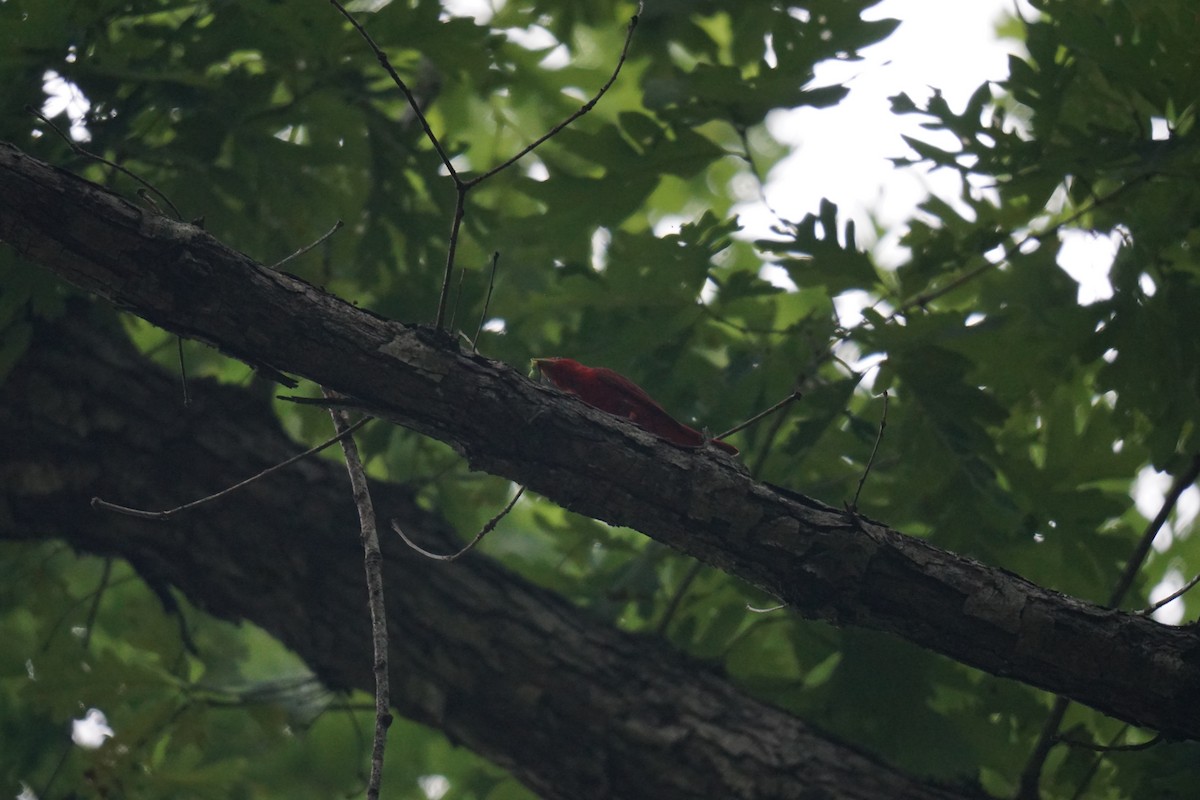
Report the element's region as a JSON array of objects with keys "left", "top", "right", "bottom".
[{"left": 2, "top": 1, "right": 1199, "bottom": 799}]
